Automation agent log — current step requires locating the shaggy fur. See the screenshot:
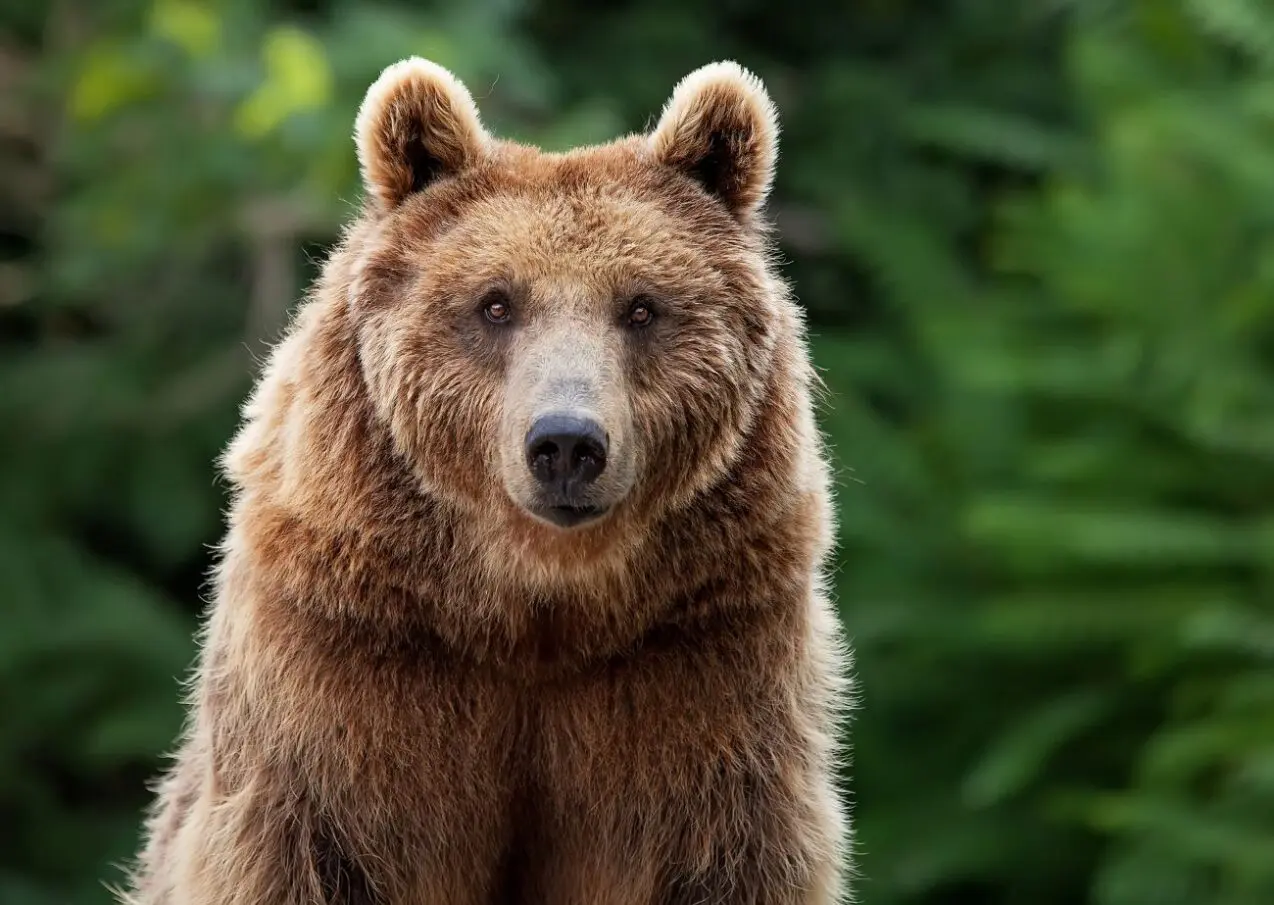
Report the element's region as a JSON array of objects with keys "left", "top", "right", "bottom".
[{"left": 121, "top": 58, "right": 852, "bottom": 905}]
